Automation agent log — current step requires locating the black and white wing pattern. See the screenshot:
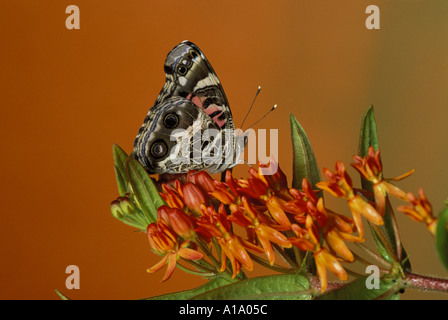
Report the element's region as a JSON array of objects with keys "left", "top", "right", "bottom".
[{"left": 133, "top": 41, "right": 244, "bottom": 174}]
